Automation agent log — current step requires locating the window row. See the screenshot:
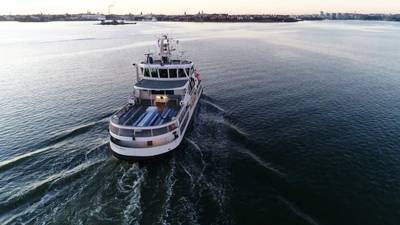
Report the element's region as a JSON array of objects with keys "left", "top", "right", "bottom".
[
  {"left": 141, "top": 67, "right": 194, "bottom": 78},
  {"left": 150, "top": 90, "right": 174, "bottom": 95}
]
